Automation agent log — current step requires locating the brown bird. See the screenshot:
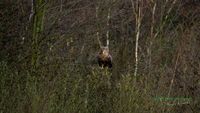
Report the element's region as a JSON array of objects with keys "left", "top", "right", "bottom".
[{"left": 97, "top": 47, "right": 112, "bottom": 68}]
